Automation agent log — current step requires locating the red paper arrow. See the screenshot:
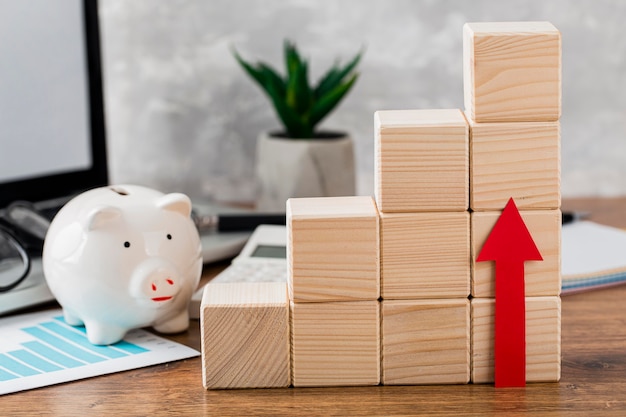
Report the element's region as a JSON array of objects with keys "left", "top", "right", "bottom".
[{"left": 477, "top": 198, "right": 543, "bottom": 388}]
